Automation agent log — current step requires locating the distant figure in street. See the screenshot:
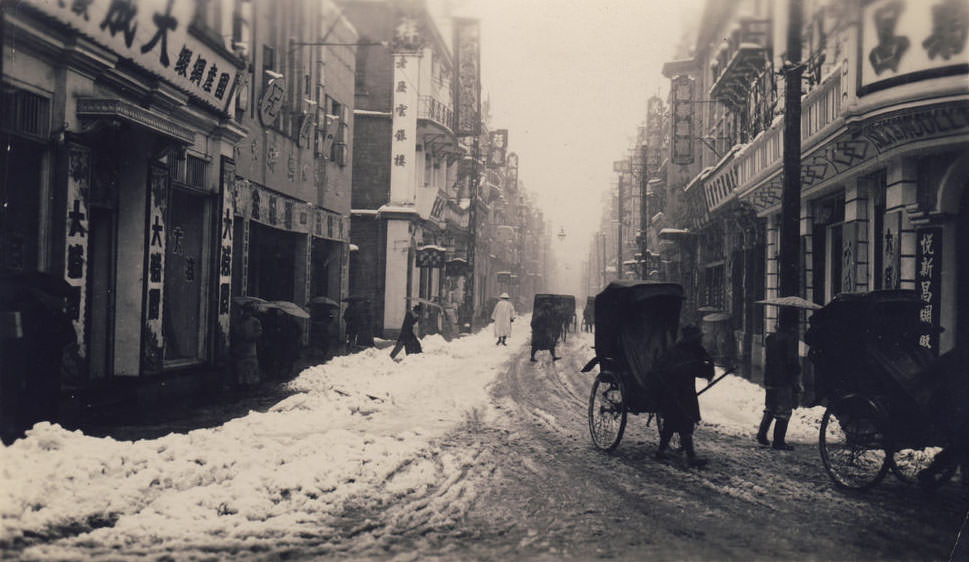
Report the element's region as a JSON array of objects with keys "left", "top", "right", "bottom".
[
  {"left": 231, "top": 302, "right": 263, "bottom": 389},
  {"left": 654, "top": 324, "right": 715, "bottom": 467},
  {"left": 582, "top": 299, "right": 595, "bottom": 332},
  {"left": 530, "top": 301, "right": 560, "bottom": 362},
  {"left": 491, "top": 292, "right": 515, "bottom": 346},
  {"left": 390, "top": 303, "right": 423, "bottom": 360},
  {"left": 756, "top": 323, "right": 802, "bottom": 450}
]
